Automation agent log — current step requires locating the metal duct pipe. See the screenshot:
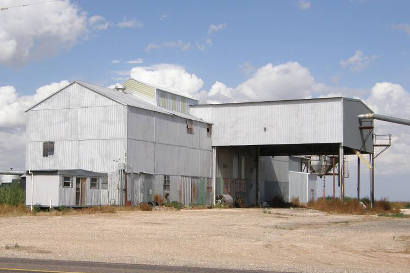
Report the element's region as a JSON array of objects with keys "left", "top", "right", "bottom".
[{"left": 358, "top": 113, "right": 410, "bottom": 126}]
